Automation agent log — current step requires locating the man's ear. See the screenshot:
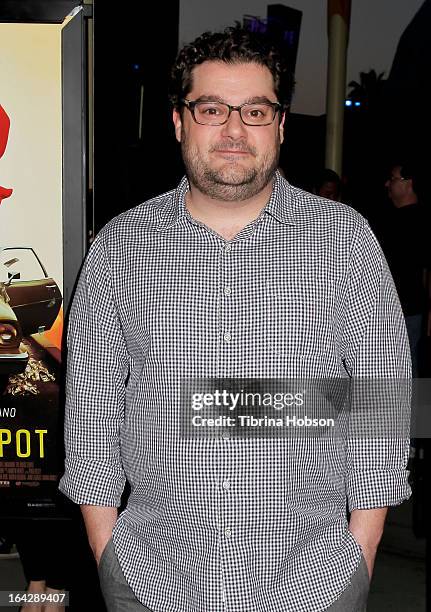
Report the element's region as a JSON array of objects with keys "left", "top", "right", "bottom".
[
  {"left": 279, "top": 111, "right": 286, "bottom": 144},
  {"left": 173, "top": 109, "right": 183, "bottom": 143}
]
